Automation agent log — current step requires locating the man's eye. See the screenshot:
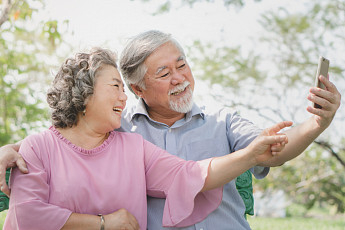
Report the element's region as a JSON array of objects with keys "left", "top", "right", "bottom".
[
  {"left": 113, "top": 84, "right": 119, "bottom": 87},
  {"left": 160, "top": 72, "right": 169, "bottom": 78},
  {"left": 178, "top": 64, "right": 186, "bottom": 69}
]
